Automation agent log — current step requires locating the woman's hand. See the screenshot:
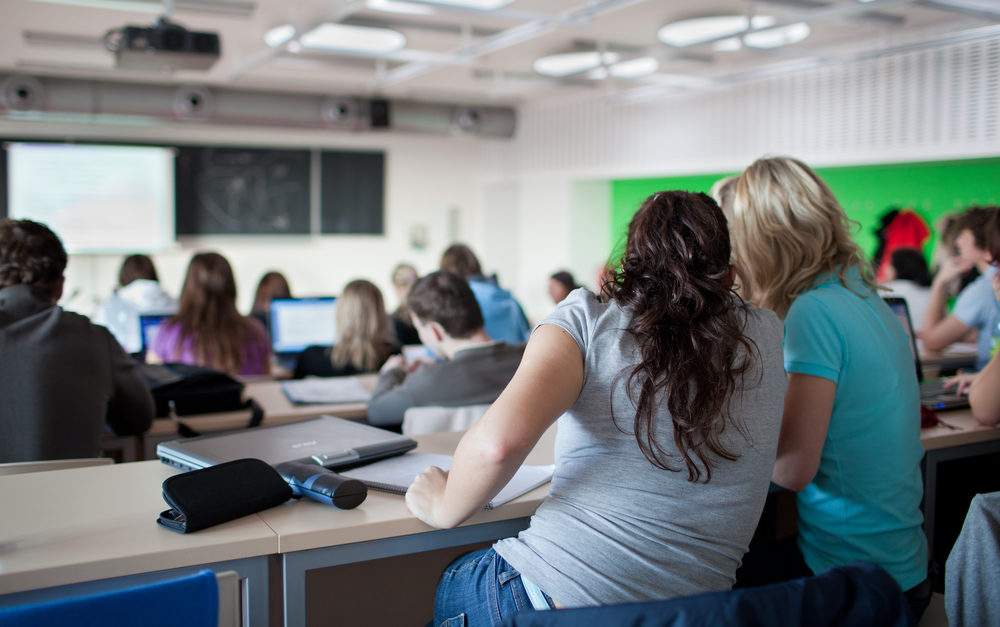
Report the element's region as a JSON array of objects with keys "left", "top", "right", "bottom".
[
  {"left": 944, "top": 372, "right": 978, "bottom": 396},
  {"left": 991, "top": 270, "right": 1000, "bottom": 302},
  {"left": 405, "top": 465, "right": 450, "bottom": 528}
]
